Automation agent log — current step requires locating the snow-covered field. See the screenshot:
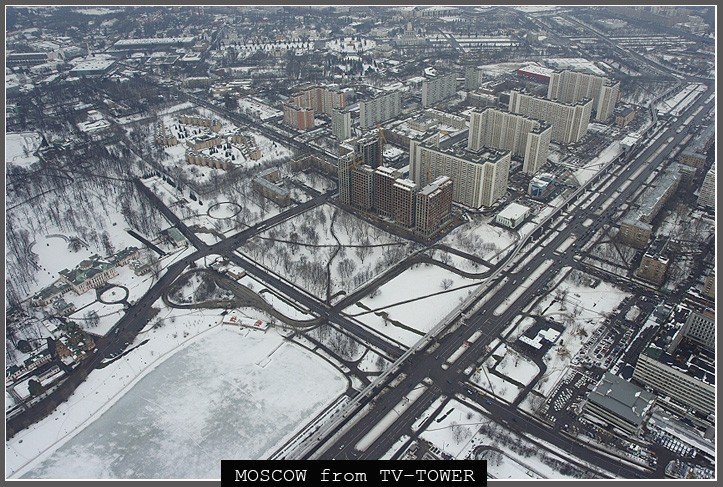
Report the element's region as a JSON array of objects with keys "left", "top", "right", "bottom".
[
  {"left": 345, "top": 263, "right": 480, "bottom": 347},
  {"left": 6, "top": 132, "right": 42, "bottom": 168},
  {"left": 12, "top": 325, "right": 346, "bottom": 479},
  {"left": 440, "top": 217, "right": 517, "bottom": 265}
]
